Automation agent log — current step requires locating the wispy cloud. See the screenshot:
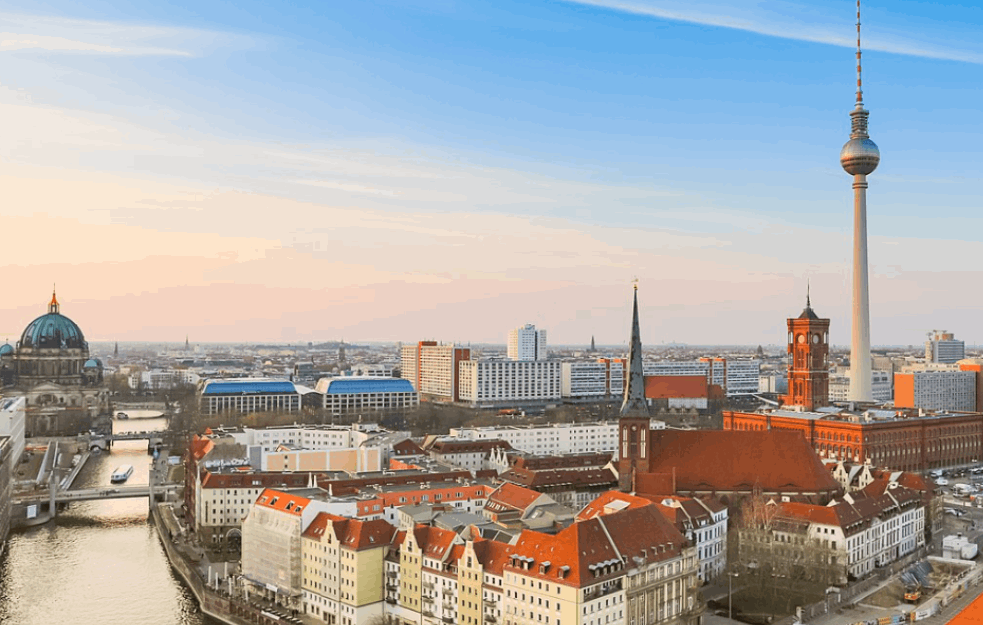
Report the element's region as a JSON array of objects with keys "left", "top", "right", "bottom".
[
  {"left": 564, "top": 0, "right": 983, "bottom": 65},
  {"left": 0, "top": 13, "right": 237, "bottom": 56}
]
